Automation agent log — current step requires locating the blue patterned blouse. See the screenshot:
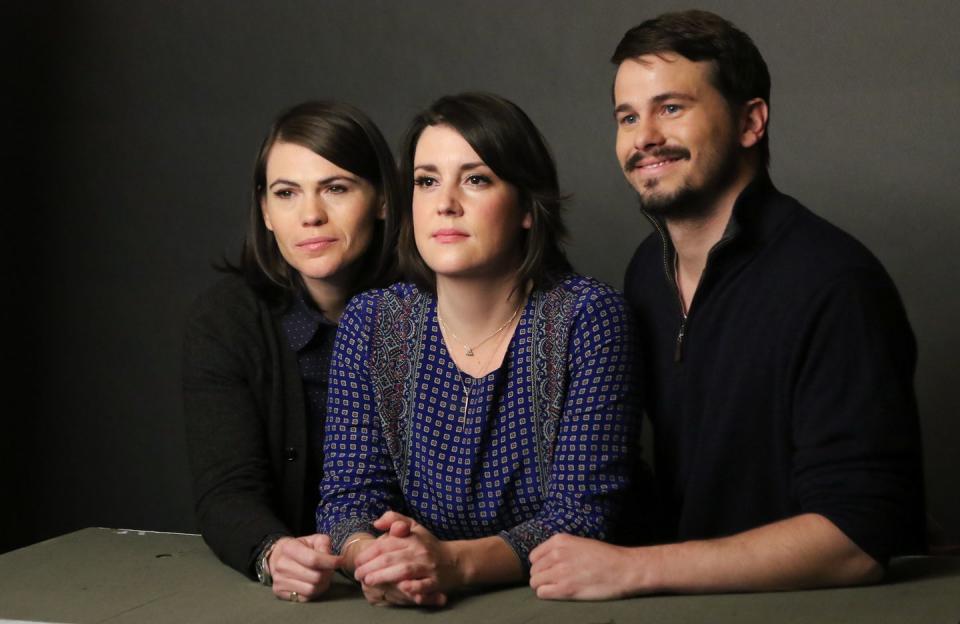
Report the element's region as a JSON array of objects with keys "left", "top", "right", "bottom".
[{"left": 317, "top": 274, "right": 640, "bottom": 571}]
